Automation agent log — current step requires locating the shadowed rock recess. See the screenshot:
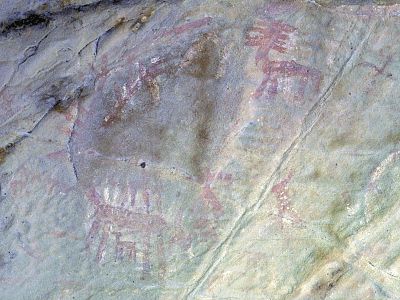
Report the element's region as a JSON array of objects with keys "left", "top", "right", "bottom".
[{"left": 1, "top": 0, "right": 400, "bottom": 299}]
